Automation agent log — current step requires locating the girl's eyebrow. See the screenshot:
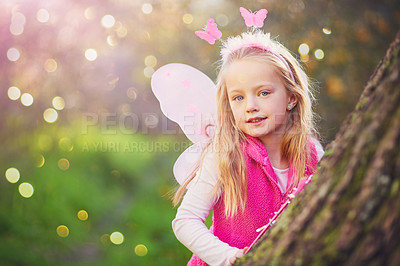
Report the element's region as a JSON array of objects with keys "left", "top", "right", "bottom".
[
  {"left": 228, "top": 88, "right": 243, "bottom": 94},
  {"left": 254, "top": 82, "right": 275, "bottom": 89}
]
